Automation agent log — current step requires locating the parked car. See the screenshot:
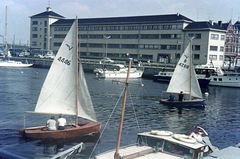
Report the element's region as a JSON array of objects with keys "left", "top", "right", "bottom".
[
  {"left": 101, "top": 57, "right": 114, "bottom": 63},
  {"left": 18, "top": 51, "right": 30, "bottom": 57},
  {"left": 44, "top": 54, "right": 55, "bottom": 59},
  {"left": 33, "top": 54, "right": 44, "bottom": 58}
]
